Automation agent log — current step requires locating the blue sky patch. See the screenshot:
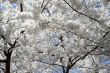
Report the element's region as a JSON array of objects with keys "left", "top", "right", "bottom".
[
  {"left": 100, "top": 57, "right": 110, "bottom": 65},
  {"left": 95, "top": 2, "right": 101, "bottom": 8},
  {"left": 50, "top": 38, "right": 61, "bottom": 46},
  {"left": 0, "top": 3, "right": 7, "bottom": 11},
  {"left": 70, "top": 68, "right": 83, "bottom": 73},
  {"left": 12, "top": 3, "right": 16, "bottom": 9}
]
